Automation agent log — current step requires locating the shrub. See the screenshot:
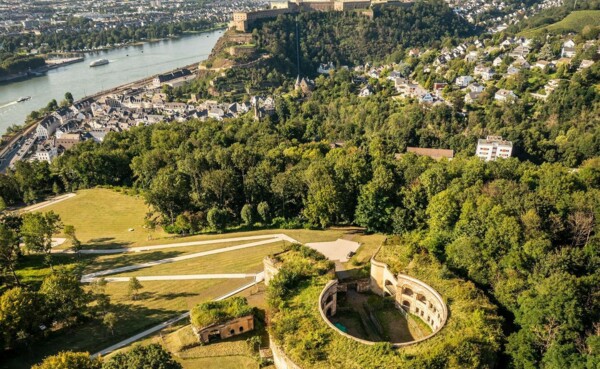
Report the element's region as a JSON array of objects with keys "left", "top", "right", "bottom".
[
  {"left": 257, "top": 201, "right": 271, "bottom": 224},
  {"left": 207, "top": 207, "right": 228, "bottom": 233},
  {"left": 241, "top": 204, "right": 255, "bottom": 226}
]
